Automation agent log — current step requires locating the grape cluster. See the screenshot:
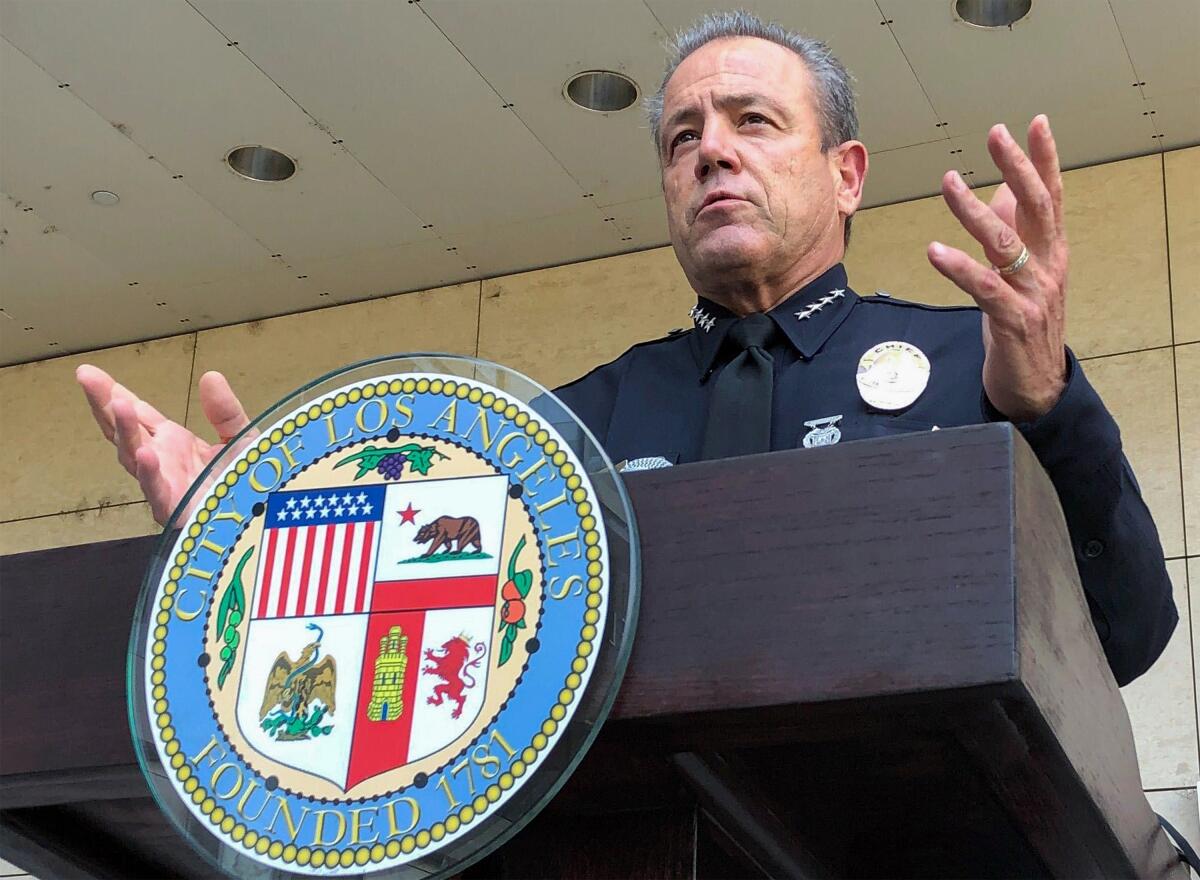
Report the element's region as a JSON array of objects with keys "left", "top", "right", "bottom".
[{"left": 376, "top": 453, "right": 407, "bottom": 480}]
